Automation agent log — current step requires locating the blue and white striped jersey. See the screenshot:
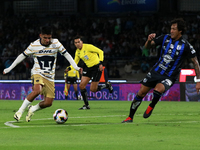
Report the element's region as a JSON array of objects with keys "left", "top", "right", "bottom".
[{"left": 152, "top": 34, "right": 196, "bottom": 78}]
